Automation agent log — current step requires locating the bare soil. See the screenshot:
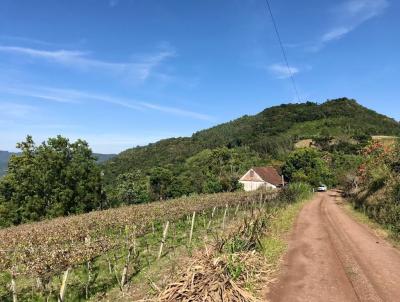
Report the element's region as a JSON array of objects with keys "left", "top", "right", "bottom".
[{"left": 266, "top": 190, "right": 400, "bottom": 302}]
